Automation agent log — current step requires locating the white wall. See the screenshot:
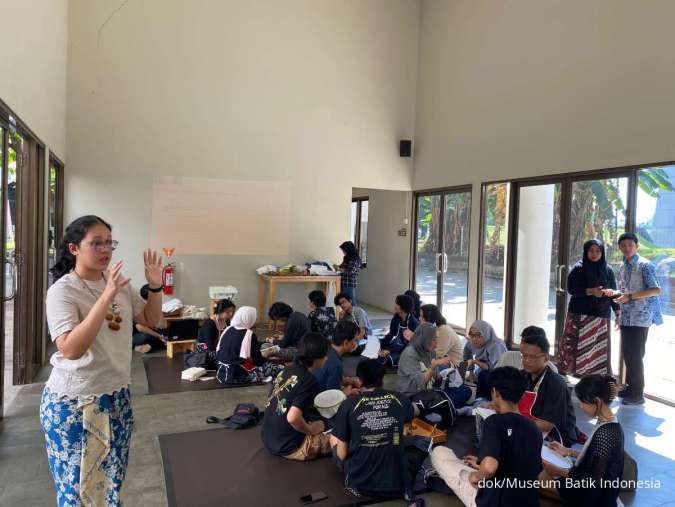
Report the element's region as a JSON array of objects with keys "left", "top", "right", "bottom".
[
  {"left": 66, "top": 0, "right": 419, "bottom": 310},
  {"left": 0, "top": 0, "right": 68, "bottom": 159},
  {"left": 414, "top": 0, "right": 675, "bottom": 324},
  {"left": 352, "top": 188, "right": 412, "bottom": 311}
]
